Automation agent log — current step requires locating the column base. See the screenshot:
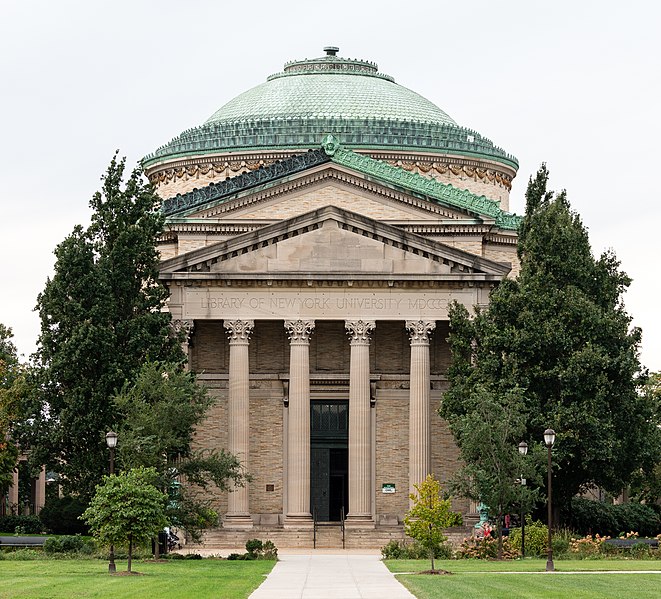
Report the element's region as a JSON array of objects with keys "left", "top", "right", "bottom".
[
  {"left": 344, "top": 515, "right": 375, "bottom": 529},
  {"left": 283, "top": 513, "right": 314, "bottom": 529},
  {"left": 223, "top": 514, "right": 254, "bottom": 530}
]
